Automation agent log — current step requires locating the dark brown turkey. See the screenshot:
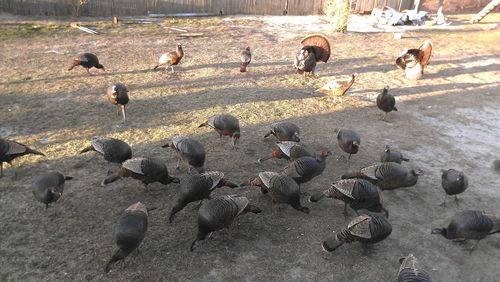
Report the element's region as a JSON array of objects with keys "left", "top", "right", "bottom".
[
  {"left": 263, "top": 121, "right": 301, "bottom": 142},
  {"left": 309, "top": 179, "right": 388, "bottom": 217},
  {"left": 190, "top": 195, "right": 261, "bottom": 251},
  {"left": 341, "top": 162, "right": 424, "bottom": 191},
  {"left": 380, "top": 145, "right": 409, "bottom": 164},
  {"left": 169, "top": 171, "right": 238, "bottom": 223},
  {"left": 440, "top": 169, "right": 468, "bottom": 206},
  {"left": 32, "top": 171, "right": 72, "bottom": 216},
  {"left": 294, "top": 34, "right": 331, "bottom": 77},
  {"left": 241, "top": 172, "right": 310, "bottom": 214},
  {"left": 199, "top": 114, "right": 241, "bottom": 147},
  {"left": 376, "top": 86, "right": 397, "bottom": 120},
  {"left": 107, "top": 83, "right": 129, "bottom": 122},
  {"left": 431, "top": 210, "right": 500, "bottom": 253},
  {"left": 162, "top": 135, "right": 206, "bottom": 173},
  {"left": 0, "top": 138, "right": 45, "bottom": 178},
  {"left": 258, "top": 141, "right": 314, "bottom": 163},
  {"left": 80, "top": 136, "right": 132, "bottom": 164},
  {"left": 281, "top": 149, "right": 331, "bottom": 187},
  {"left": 334, "top": 128, "right": 360, "bottom": 160},
  {"left": 397, "top": 254, "right": 431, "bottom": 282},
  {"left": 105, "top": 202, "right": 149, "bottom": 273},
  {"left": 322, "top": 214, "right": 392, "bottom": 252},
  {"left": 154, "top": 42, "right": 184, "bottom": 73},
  {"left": 240, "top": 47, "right": 251, "bottom": 72},
  {"left": 396, "top": 40, "right": 432, "bottom": 80},
  {"left": 68, "top": 53, "right": 105, "bottom": 74},
  {"left": 102, "top": 157, "right": 180, "bottom": 188}
]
